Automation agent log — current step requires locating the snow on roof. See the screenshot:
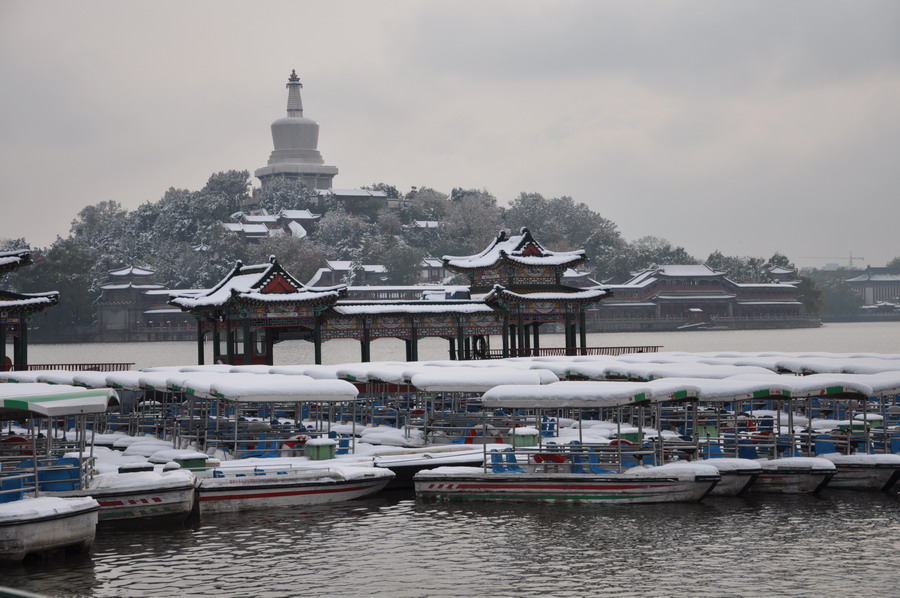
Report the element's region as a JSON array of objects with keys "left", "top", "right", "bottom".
[
  {"left": 0, "top": 249, "right": 30, "bottom": 270},
  {"left": 169, "top": 260, "right": 343, "bottom": 310},
  {"left": 655, "top": 294, "right": 736, "bottom": 300},
  {"left": 242, "top": 214, "right": 278, "bottom": 223},
  {"left": 280, "top": 209, "right": 320, "bottom": 220},
  {"left": 242, "top": 223, "right": 269, "bottom": 234},
  {"left": 108, "top": 265, "right": 155, "bottom": 277},
  {"left": 318, "top": 188, "right": 388, "bottom": 198},
  {"left": 100, "top": 283, "right": 165, "bottom": 290},
  {"left": 0, "top": 291, "right": 59, "bottom": 309},
  {"left": 443, "top": 228, "right": 586, "bottom": 270},
  {"left": 412, "top": 220, "right": 439, "bottom": 228},
  {"left": 287, "top": 220, "right": 307, "bottom": 238},
  {"left": 332, "top": 302, "right": 496, "bottom": 316},
  {"left": 485, "top": 287, "right": 609, "bottom": 302},
  {"left": 326, "top": 260, "right": 353, "bottom": 270}
]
